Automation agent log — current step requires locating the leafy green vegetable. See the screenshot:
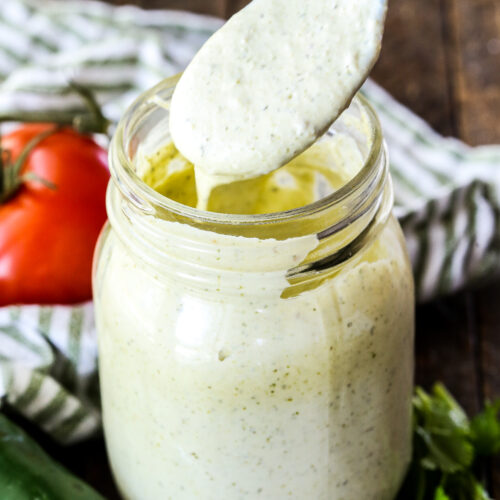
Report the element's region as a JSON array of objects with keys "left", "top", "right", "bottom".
[
  {"left": 397, "top": 384, "right": 500, "bottom": 500},
  {"left": 434, "top": 485, "right": 451, "bottom": 500},
  {"left": 471, "top": 401, "right": 500, "bottom": 456}
]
